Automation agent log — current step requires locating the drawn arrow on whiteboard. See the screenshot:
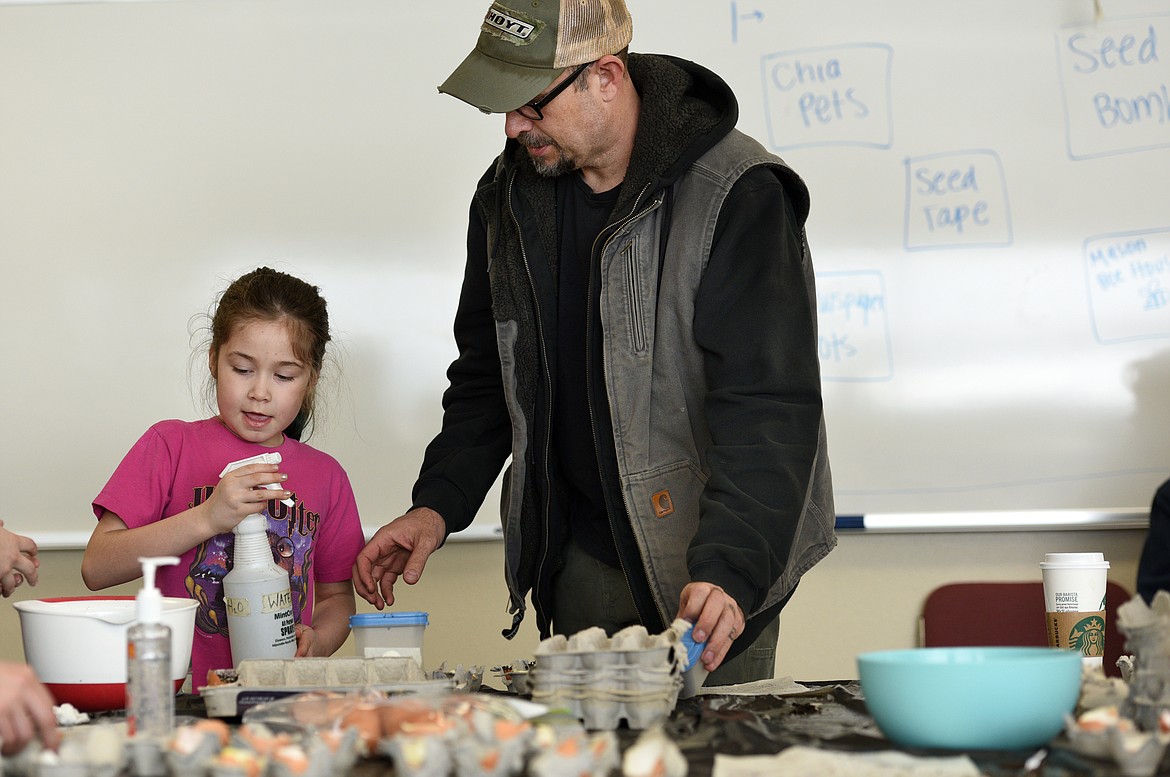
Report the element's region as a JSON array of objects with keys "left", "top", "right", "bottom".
[{"left": 730, "top": 2, "right": 764, "bottom": 43}]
